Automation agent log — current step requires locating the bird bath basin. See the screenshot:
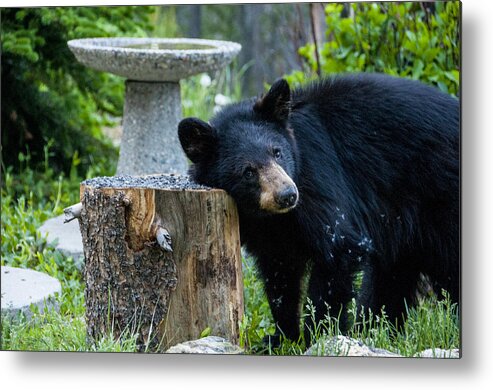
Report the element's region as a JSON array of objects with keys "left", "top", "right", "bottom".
[{"left": 68, "top": 37, "right": 241, "bottom": 174}]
